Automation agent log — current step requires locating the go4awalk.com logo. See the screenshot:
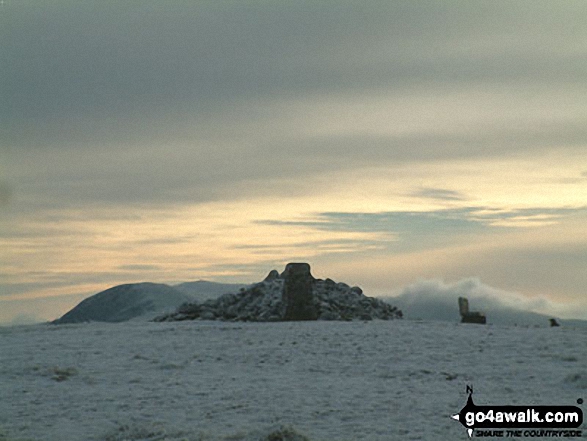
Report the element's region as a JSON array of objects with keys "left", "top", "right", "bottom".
[{"left": 451, "top": 386, "right": 584, "bottom": 438}]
